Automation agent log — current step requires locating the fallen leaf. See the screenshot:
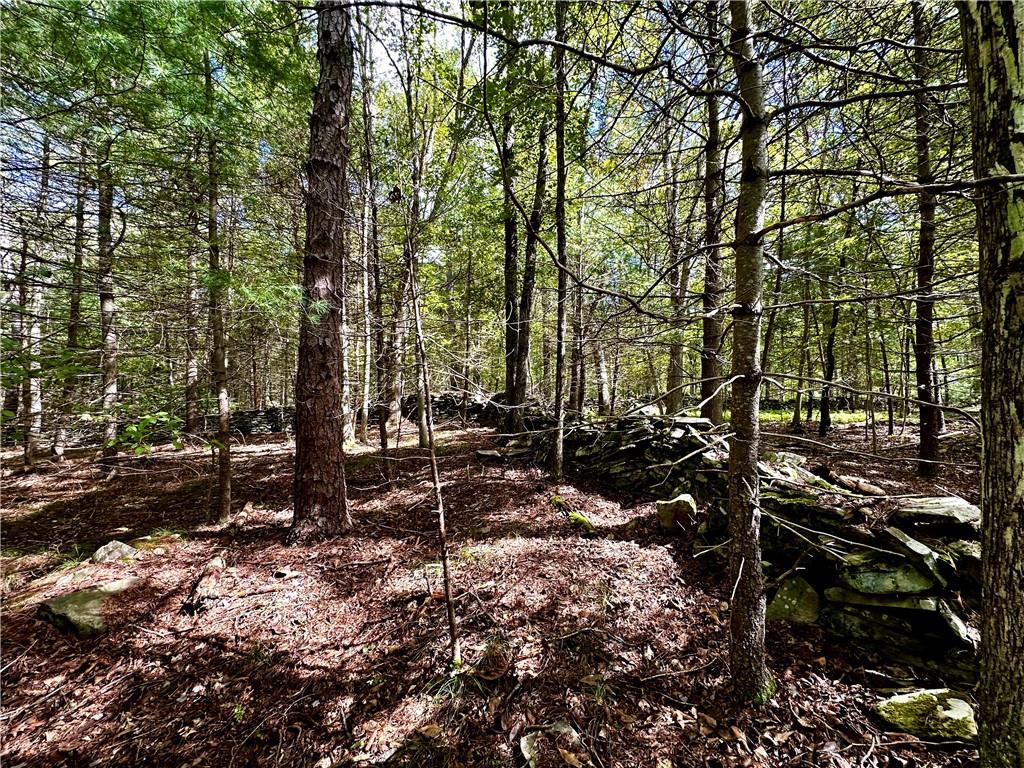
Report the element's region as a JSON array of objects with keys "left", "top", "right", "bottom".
[
  {"left": 417, "top": 724, "right": 441, "bottom": 739},
  {"left": 558, "top": 747, "right": 584, "bottom": 767}
]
